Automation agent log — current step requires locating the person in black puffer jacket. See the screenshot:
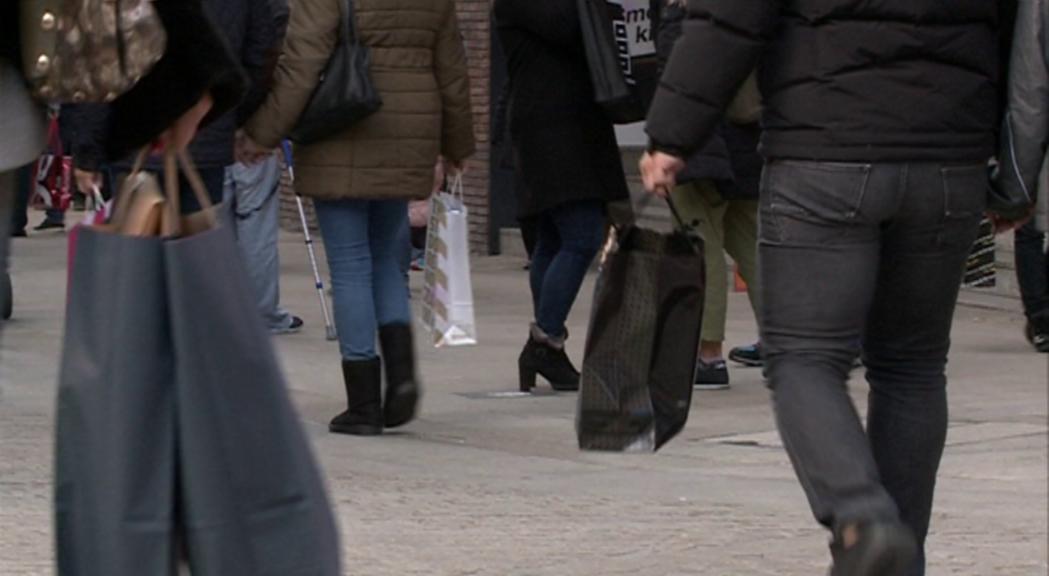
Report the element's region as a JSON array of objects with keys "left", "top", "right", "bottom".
[
  {"left": 640, "top": 2, "right": 1020, "bottom": 575},
  {"left": 651, "top": 0, "right": 764, "bottom": 390}
]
